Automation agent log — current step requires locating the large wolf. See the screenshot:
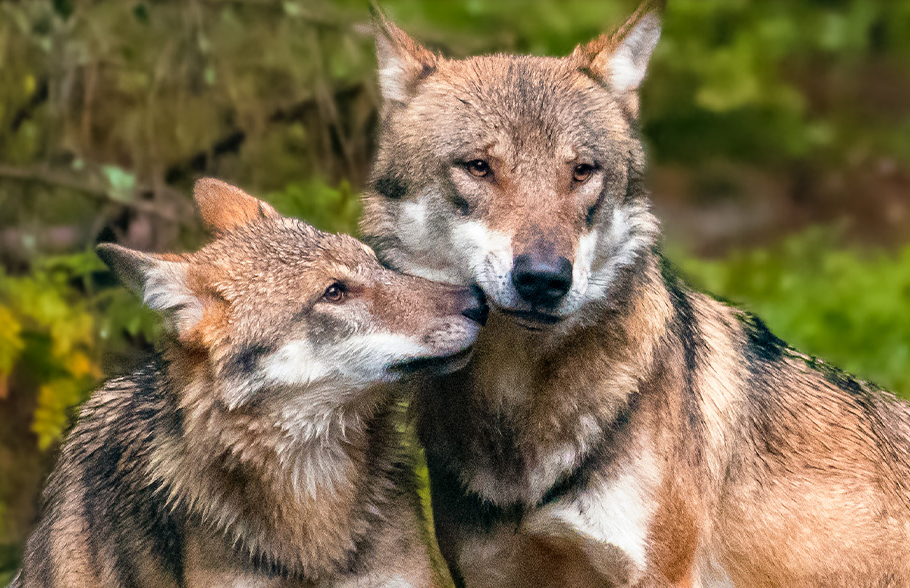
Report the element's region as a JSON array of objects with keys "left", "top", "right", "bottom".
[
  {"left": 12, "top": 179, "right": 486, "bottom": 588},
  {"left": 361, "top": 6, "right": 910, "bottom": 588}
]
